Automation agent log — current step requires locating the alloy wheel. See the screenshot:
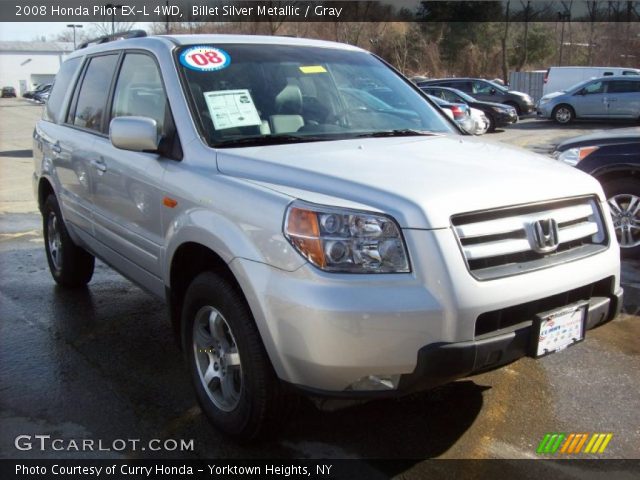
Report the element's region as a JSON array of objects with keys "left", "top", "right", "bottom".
[
  {"left": 192, "top": 306, "right": 243, "bottom": 412},
  {"left": 608, "top": 194, "right": 640, "bottom": 248}
]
